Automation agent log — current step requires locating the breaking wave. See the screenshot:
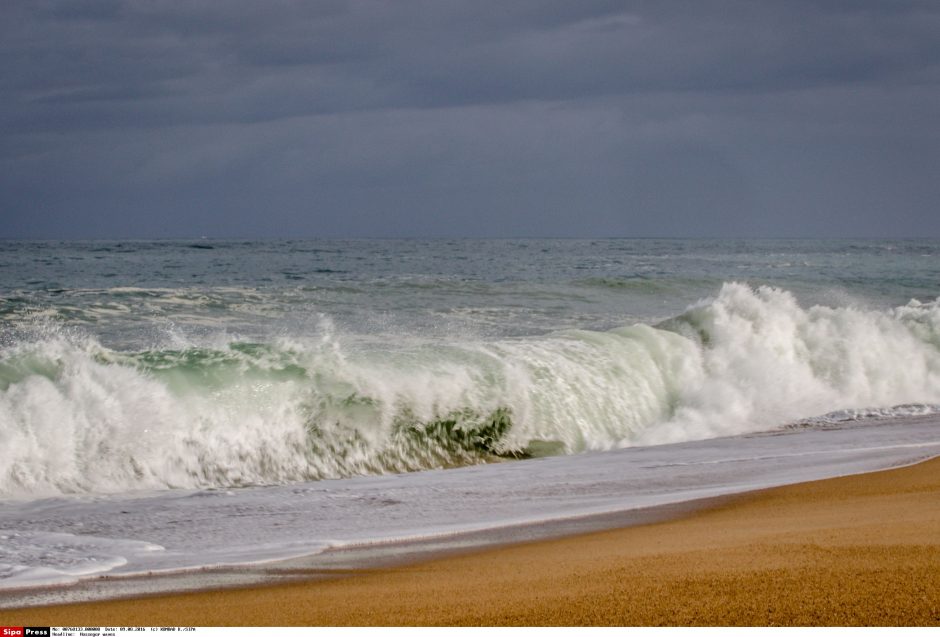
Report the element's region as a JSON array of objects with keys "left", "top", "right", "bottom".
[{"left": 2, "top": 282, "right": 939, "bottom": 495}]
